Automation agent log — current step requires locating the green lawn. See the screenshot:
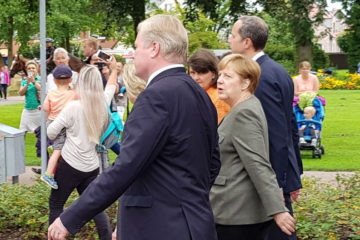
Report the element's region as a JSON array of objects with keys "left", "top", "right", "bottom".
[
  {"left": 0, "top": 103, "right": 117, "bottom": 166},
  {"left": 1, "top": 90, "right": 360, "bottom": 170},
  {"left": 302, "top": 90, "right": 360, "bottom": 170},
  {"left": 0, "top": 104, "right": 39, "bottom": 165}
]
